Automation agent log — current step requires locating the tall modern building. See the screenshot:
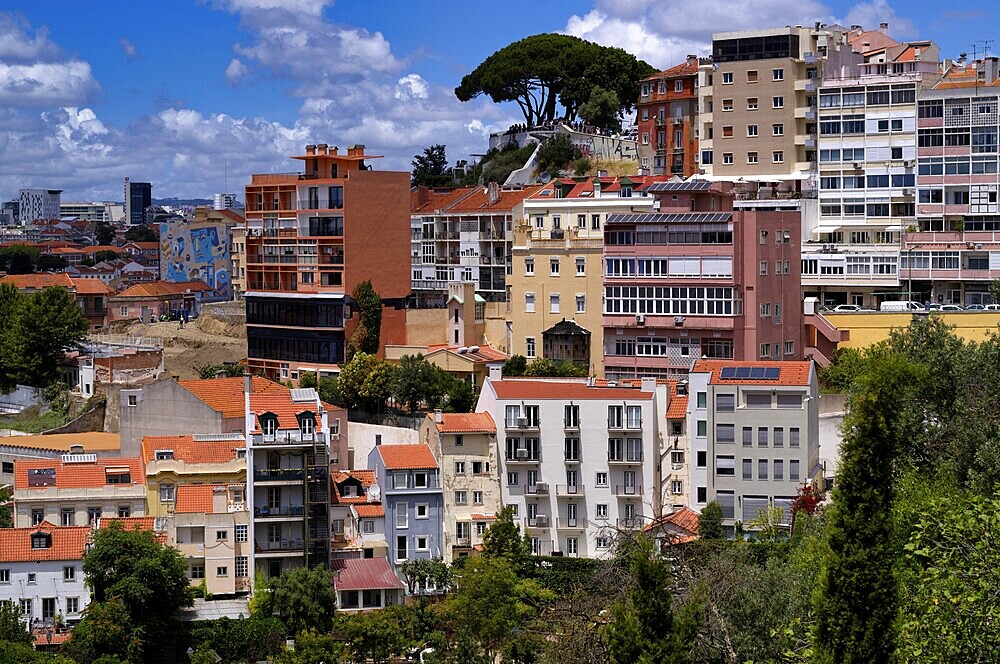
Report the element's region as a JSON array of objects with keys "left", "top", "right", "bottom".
[
  {"left": 124, "top": 178, "right": 152, "bottom": 227},
  {"left": 18, "top": 188, "right": 62, "bottom": 224},
  {"left": 243, "top": 144, "right": 410, "bottom": 380},
  {"left": 637, "top": 56, "right": 703, "bottom": 176},
  {"left": 214, "top": 193, "right": 239, "bottom": 211},
  {"left": 60, "top": 202, "right": 115, "bottom": 224}
]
